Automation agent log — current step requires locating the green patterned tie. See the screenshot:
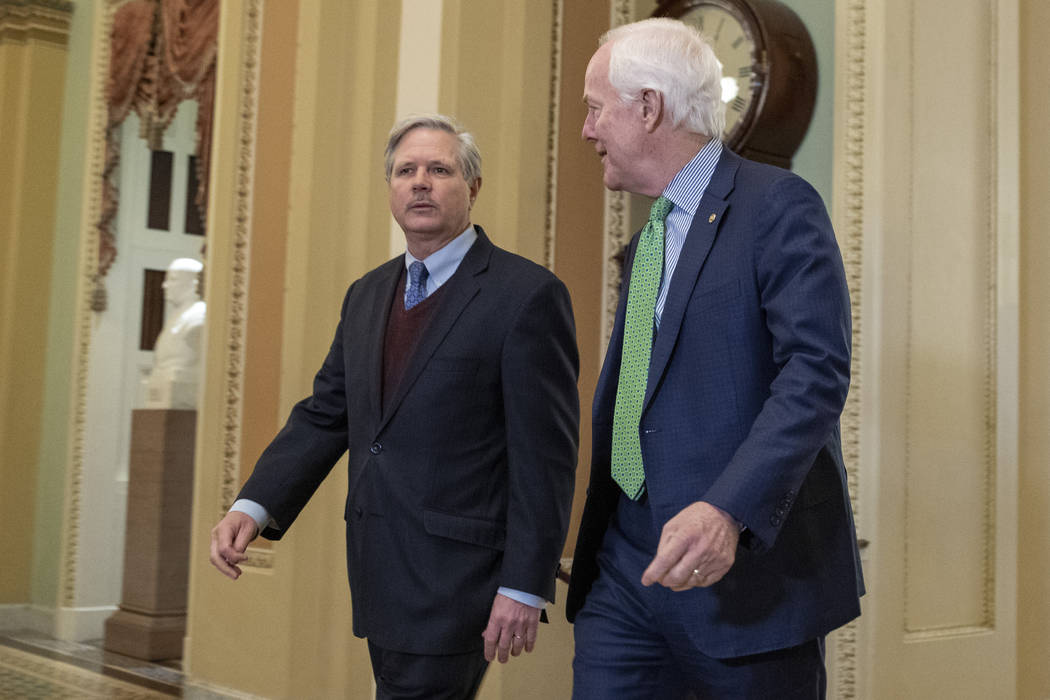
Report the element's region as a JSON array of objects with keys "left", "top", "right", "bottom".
[{"left": 611, "top": 196, "right": 673, "bottom": 500}]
